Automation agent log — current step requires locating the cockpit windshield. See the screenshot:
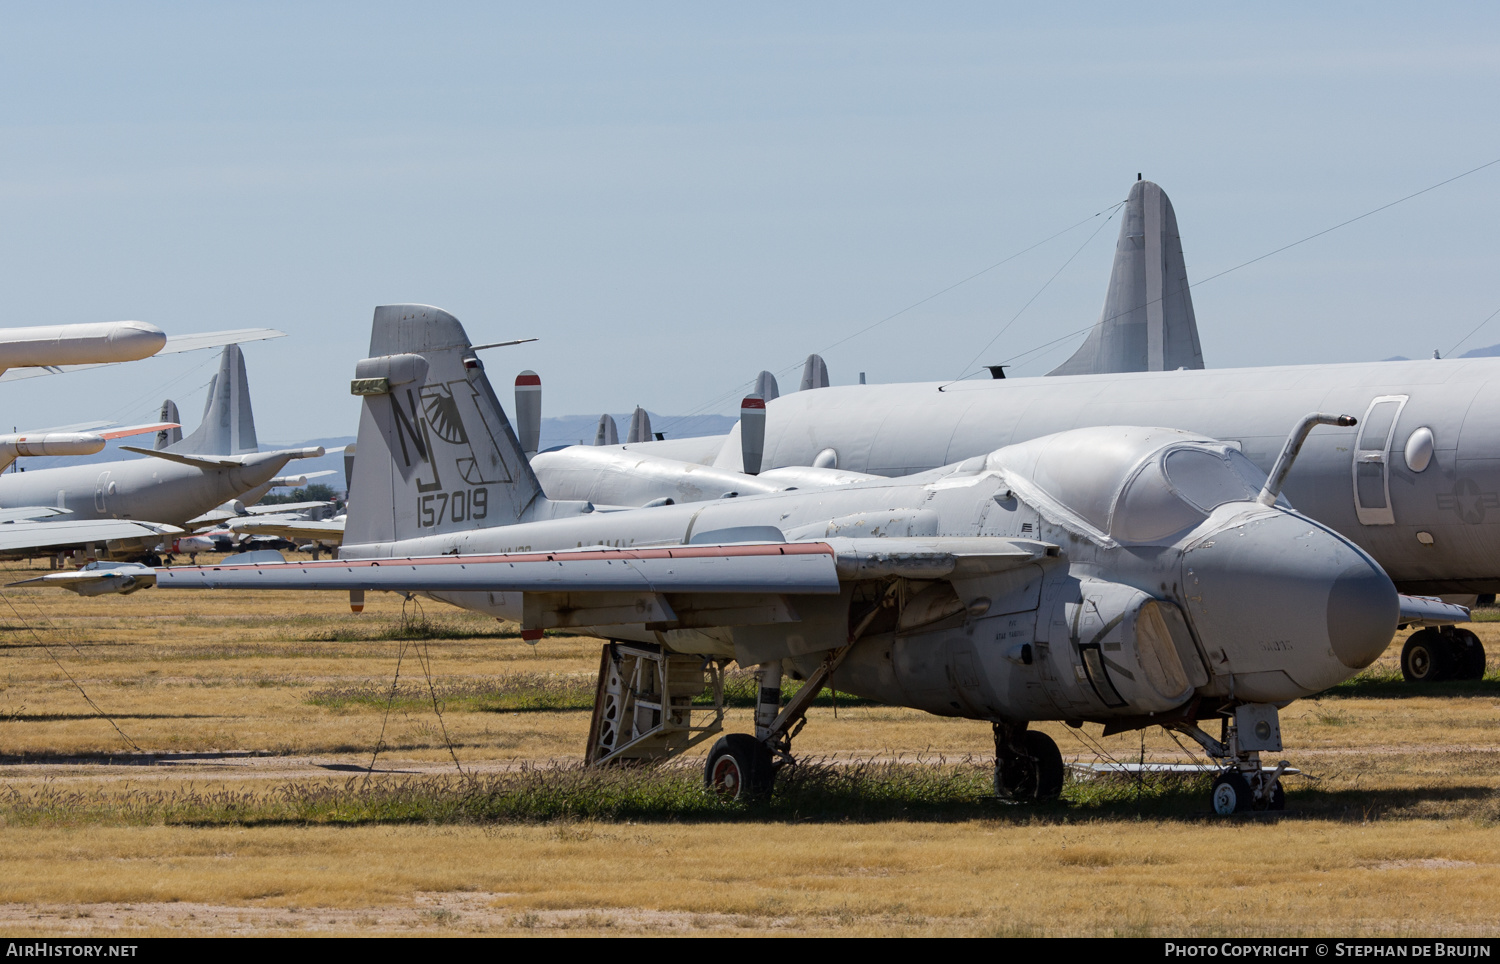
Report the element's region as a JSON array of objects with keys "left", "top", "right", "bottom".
[{"left": 1162, "top": 448, "right": 1265, "bottom": 513}]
